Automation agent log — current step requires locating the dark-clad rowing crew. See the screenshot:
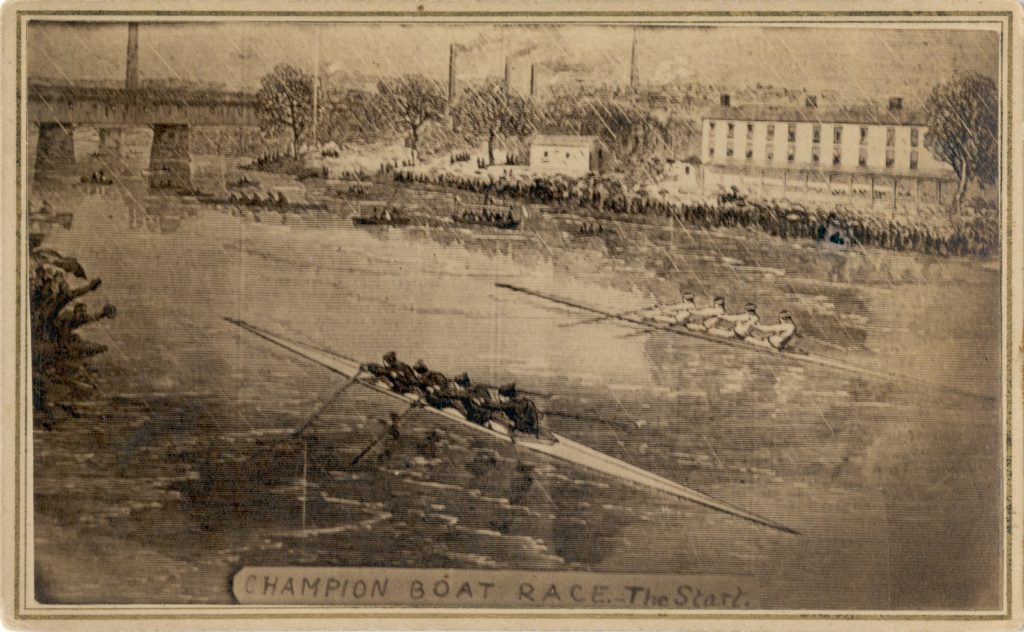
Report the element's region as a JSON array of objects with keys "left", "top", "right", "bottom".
[
  {"left": 359, "top": 352, "right": 541, "bottom": 437},
  {"left": 638, "top": 294, "right": 797, "bottom": 350}
]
